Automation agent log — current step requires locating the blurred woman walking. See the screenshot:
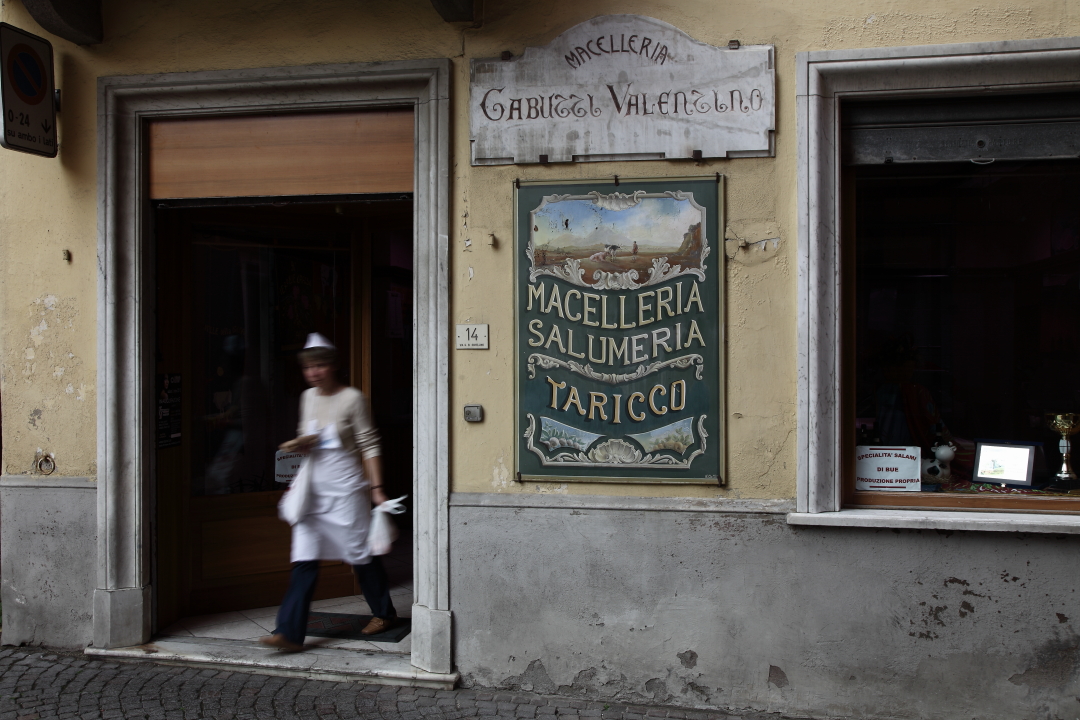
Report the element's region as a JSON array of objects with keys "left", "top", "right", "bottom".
[{"left": 260, "top": 333, "right": 396, "bottom": 652}]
